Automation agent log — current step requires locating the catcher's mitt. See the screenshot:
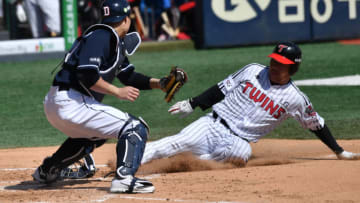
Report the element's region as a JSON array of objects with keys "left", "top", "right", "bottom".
[{"left": 160, "top": 66, "right": 188, "bottom": 103}]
